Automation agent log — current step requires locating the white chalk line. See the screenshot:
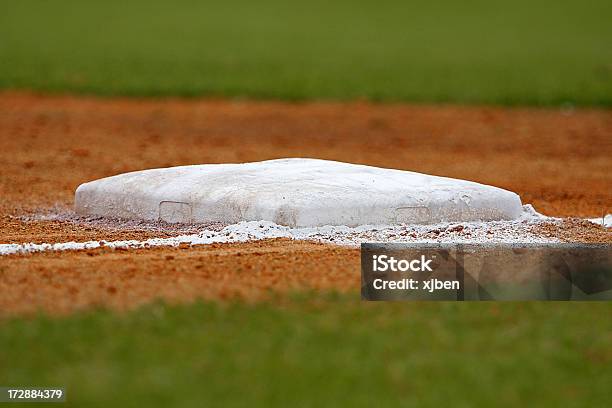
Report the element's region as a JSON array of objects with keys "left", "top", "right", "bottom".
[{"left": 1, "top": 208, "right": 570, "bottom": 256}]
